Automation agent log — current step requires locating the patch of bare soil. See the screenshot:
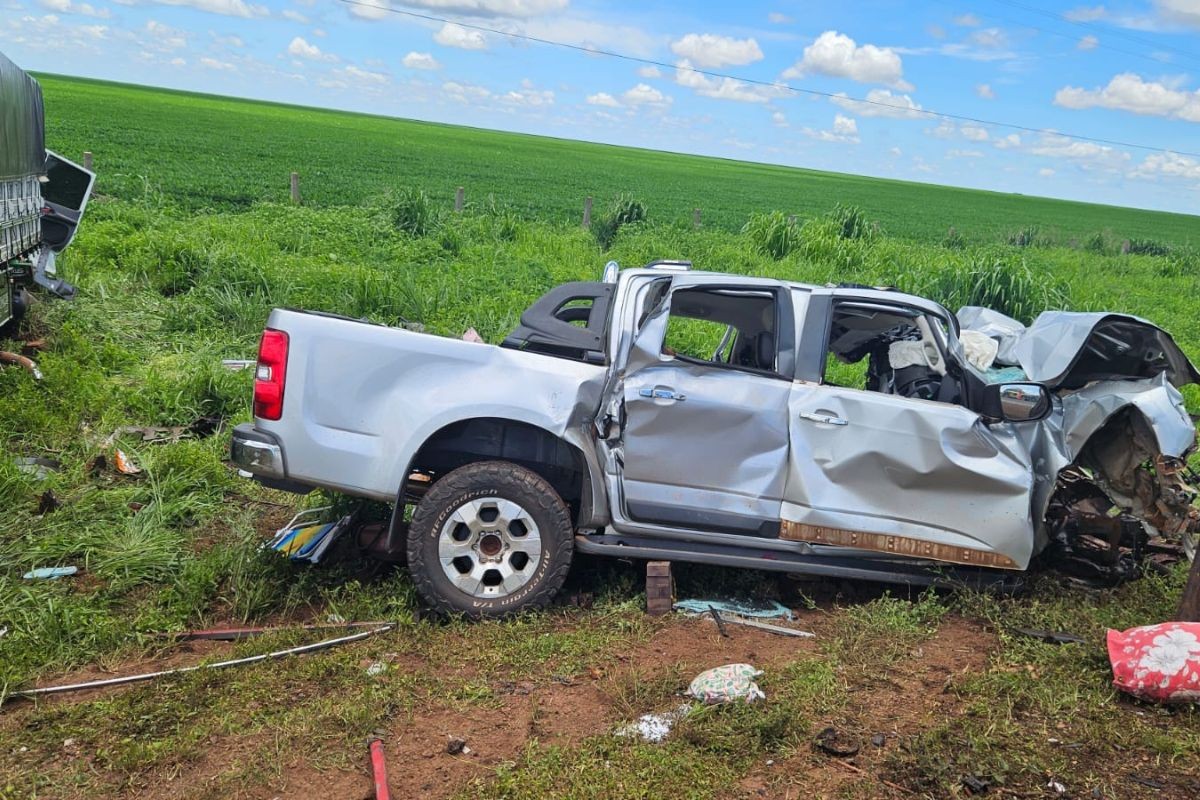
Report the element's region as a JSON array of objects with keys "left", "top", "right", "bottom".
[{"left": 734, "top": 617, "right": 996, "bottom": 800}]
